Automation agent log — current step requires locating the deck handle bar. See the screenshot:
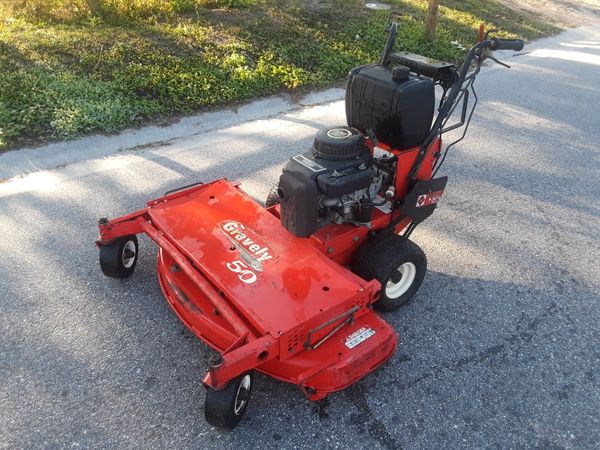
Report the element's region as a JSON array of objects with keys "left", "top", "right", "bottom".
[
  {"left": 140, "top": 220, "right": 253, "bottom": 338},
  {"left": 304, "top": 306, "right": 359, "bottom": 350}
]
